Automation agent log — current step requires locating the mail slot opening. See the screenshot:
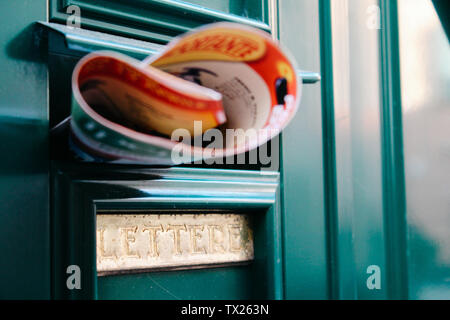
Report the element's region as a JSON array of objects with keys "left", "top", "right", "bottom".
[
  {"left": 94, "top": 209, "right": 272, "bottom": 299},
  {"left": 50, "top": 56, "right": 279, "bottom": 171},
  {"left": 47, "top": 22, "right": 300, "bottom": 170}
]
